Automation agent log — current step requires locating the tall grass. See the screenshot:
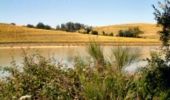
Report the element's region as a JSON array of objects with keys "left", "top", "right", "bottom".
[
  {"left": 112, "top": 46, "right": 139, "bottom": 71},
  {"left": 87, "top": 42, "right": 105, "bottom": 71}
]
